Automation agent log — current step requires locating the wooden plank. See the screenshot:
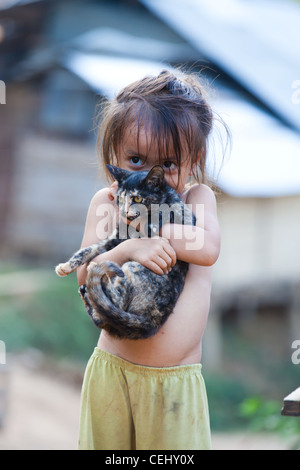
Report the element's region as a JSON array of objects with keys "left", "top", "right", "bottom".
[{"left": 281, "top": 387, "right": 300, "bottom": 417}]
